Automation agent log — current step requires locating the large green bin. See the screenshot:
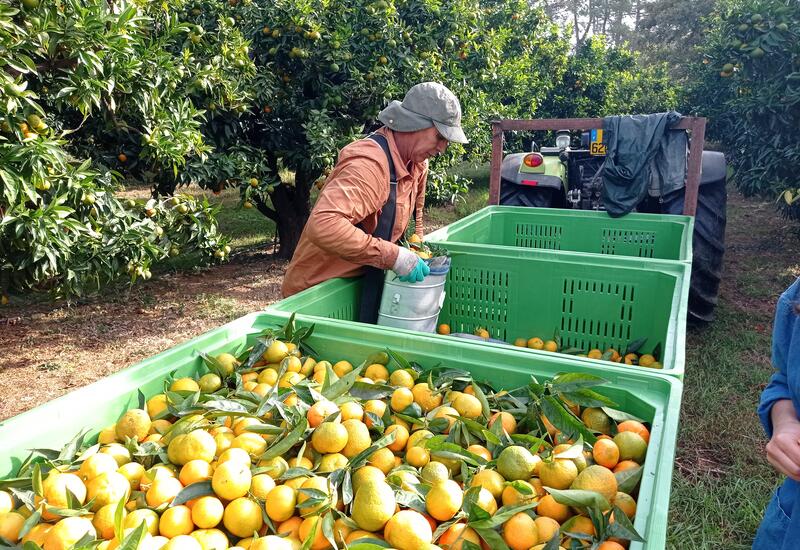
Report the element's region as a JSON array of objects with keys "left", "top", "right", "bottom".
[
  {"left": 425, "top": 206, "right": 694, "bottom": 262},
  {"left": 0, "top": 312, "right": 681, "bottom": 550},
  {"left": 270, "top": 247, "right": 689, "bottom": 377}
]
